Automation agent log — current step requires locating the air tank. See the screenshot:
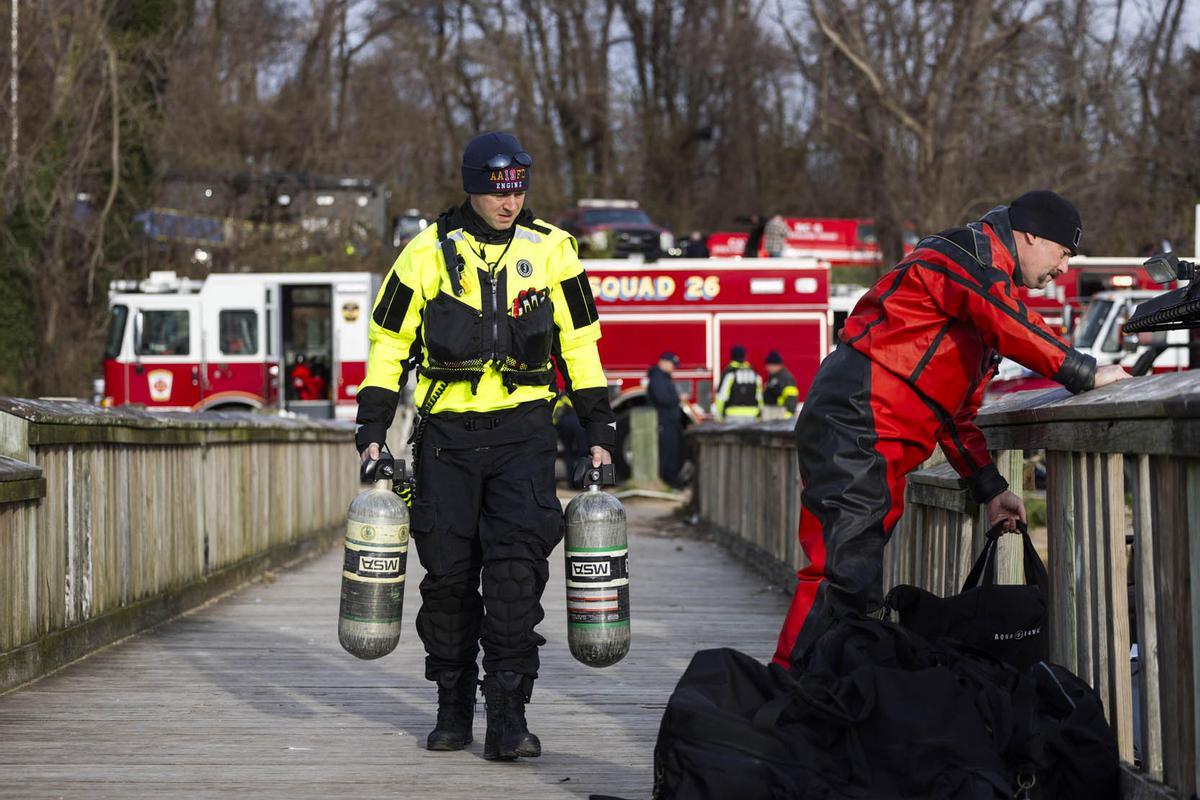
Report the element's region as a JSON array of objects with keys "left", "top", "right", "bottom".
[
  {"left": 563, "top": 464, "right": 630, "bottom": 667},
  {"left": 339, "top": 455, "right": 409, "bottom": 659}
]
